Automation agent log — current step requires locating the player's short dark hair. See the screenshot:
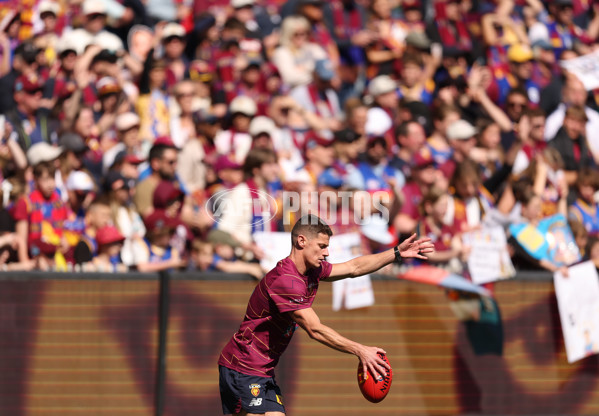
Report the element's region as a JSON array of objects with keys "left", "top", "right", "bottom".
[{"left": 291, "top": 215, "right": 333, "bottom": 245}]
